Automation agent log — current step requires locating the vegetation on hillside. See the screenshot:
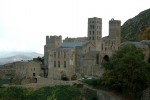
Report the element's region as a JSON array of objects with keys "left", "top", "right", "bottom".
[
  {"left": 121, "top": 8, "right": 150, "bottom": 41},
  {"left": 101, "top": 44, "right": 150, "bottom": 99}
]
